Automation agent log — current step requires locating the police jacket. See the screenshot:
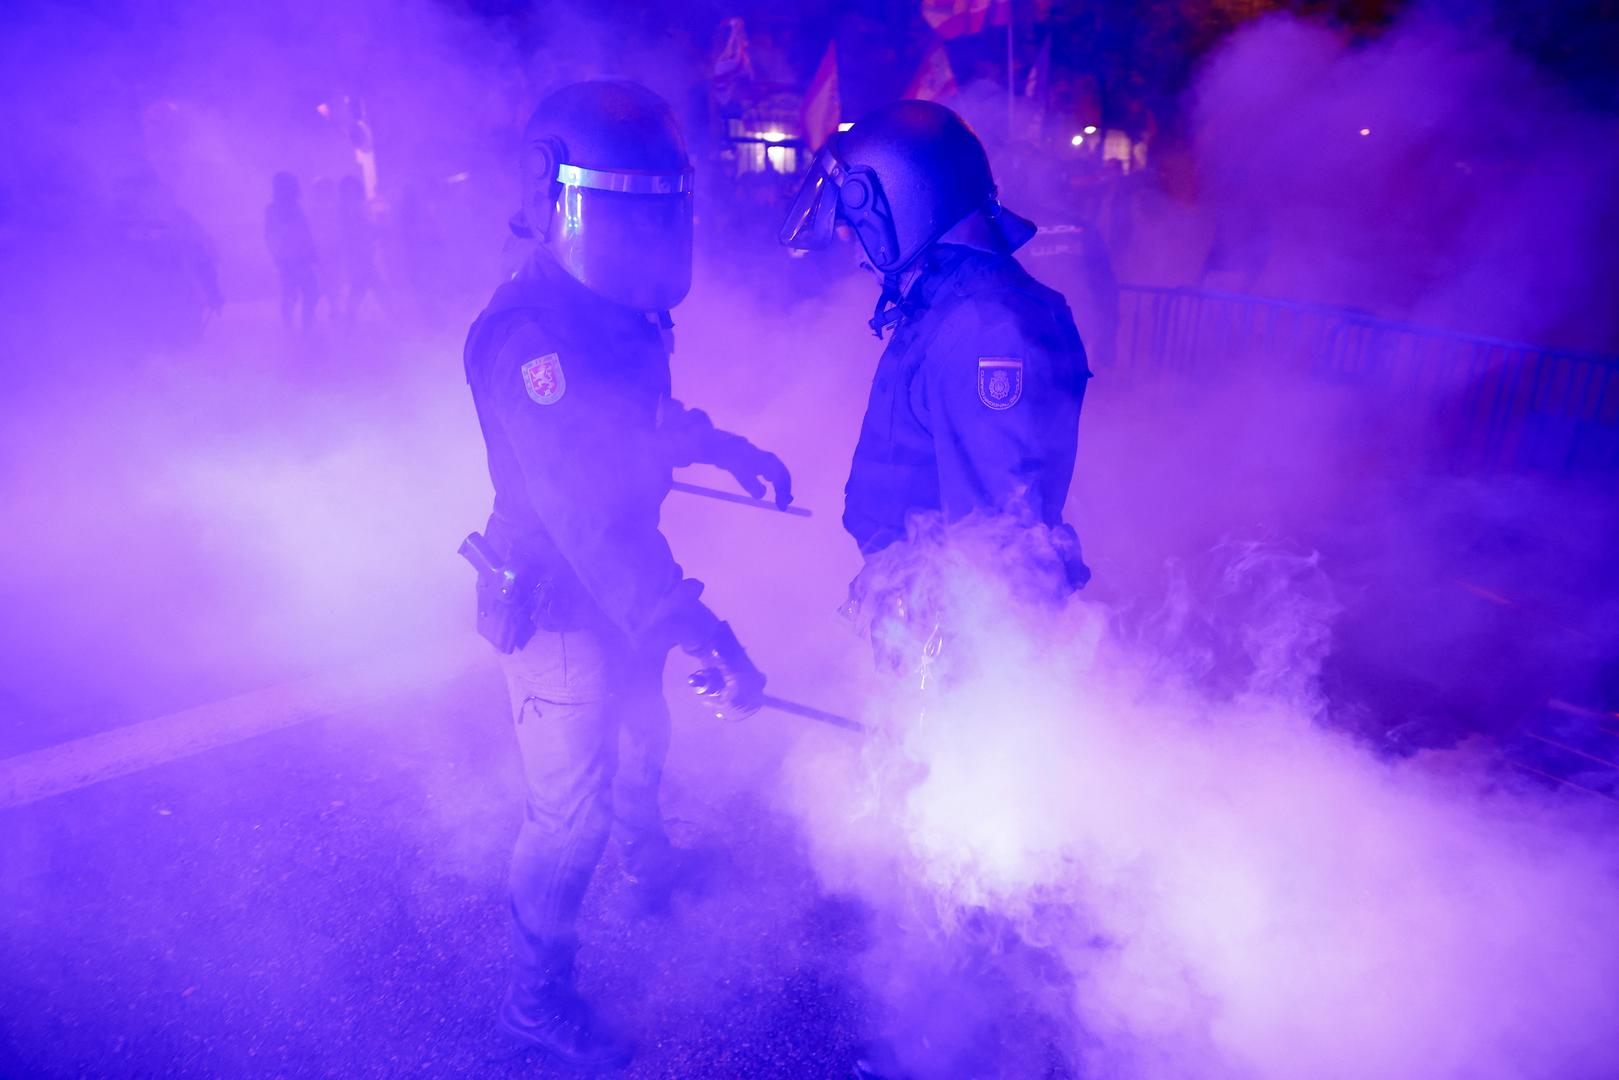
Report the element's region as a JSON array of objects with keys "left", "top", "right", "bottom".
[
  {"left": 463, "top": 253, "right": 726, "bottom": 651},
  {"left": 844, "top": 244, "right": 1090, "bottom": 584}
]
